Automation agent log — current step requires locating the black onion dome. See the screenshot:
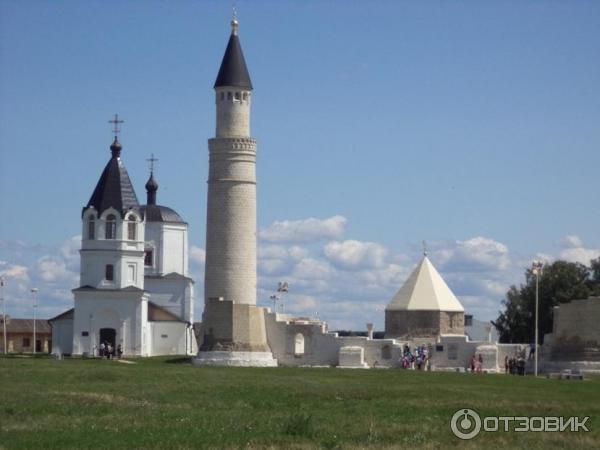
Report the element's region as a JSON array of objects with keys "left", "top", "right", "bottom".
[
  {"left": 140, "top": 169, "right": 184, "bottom": 223},
  {"left": 145, "top": 173, "right": 158, "bottom": 192}
]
